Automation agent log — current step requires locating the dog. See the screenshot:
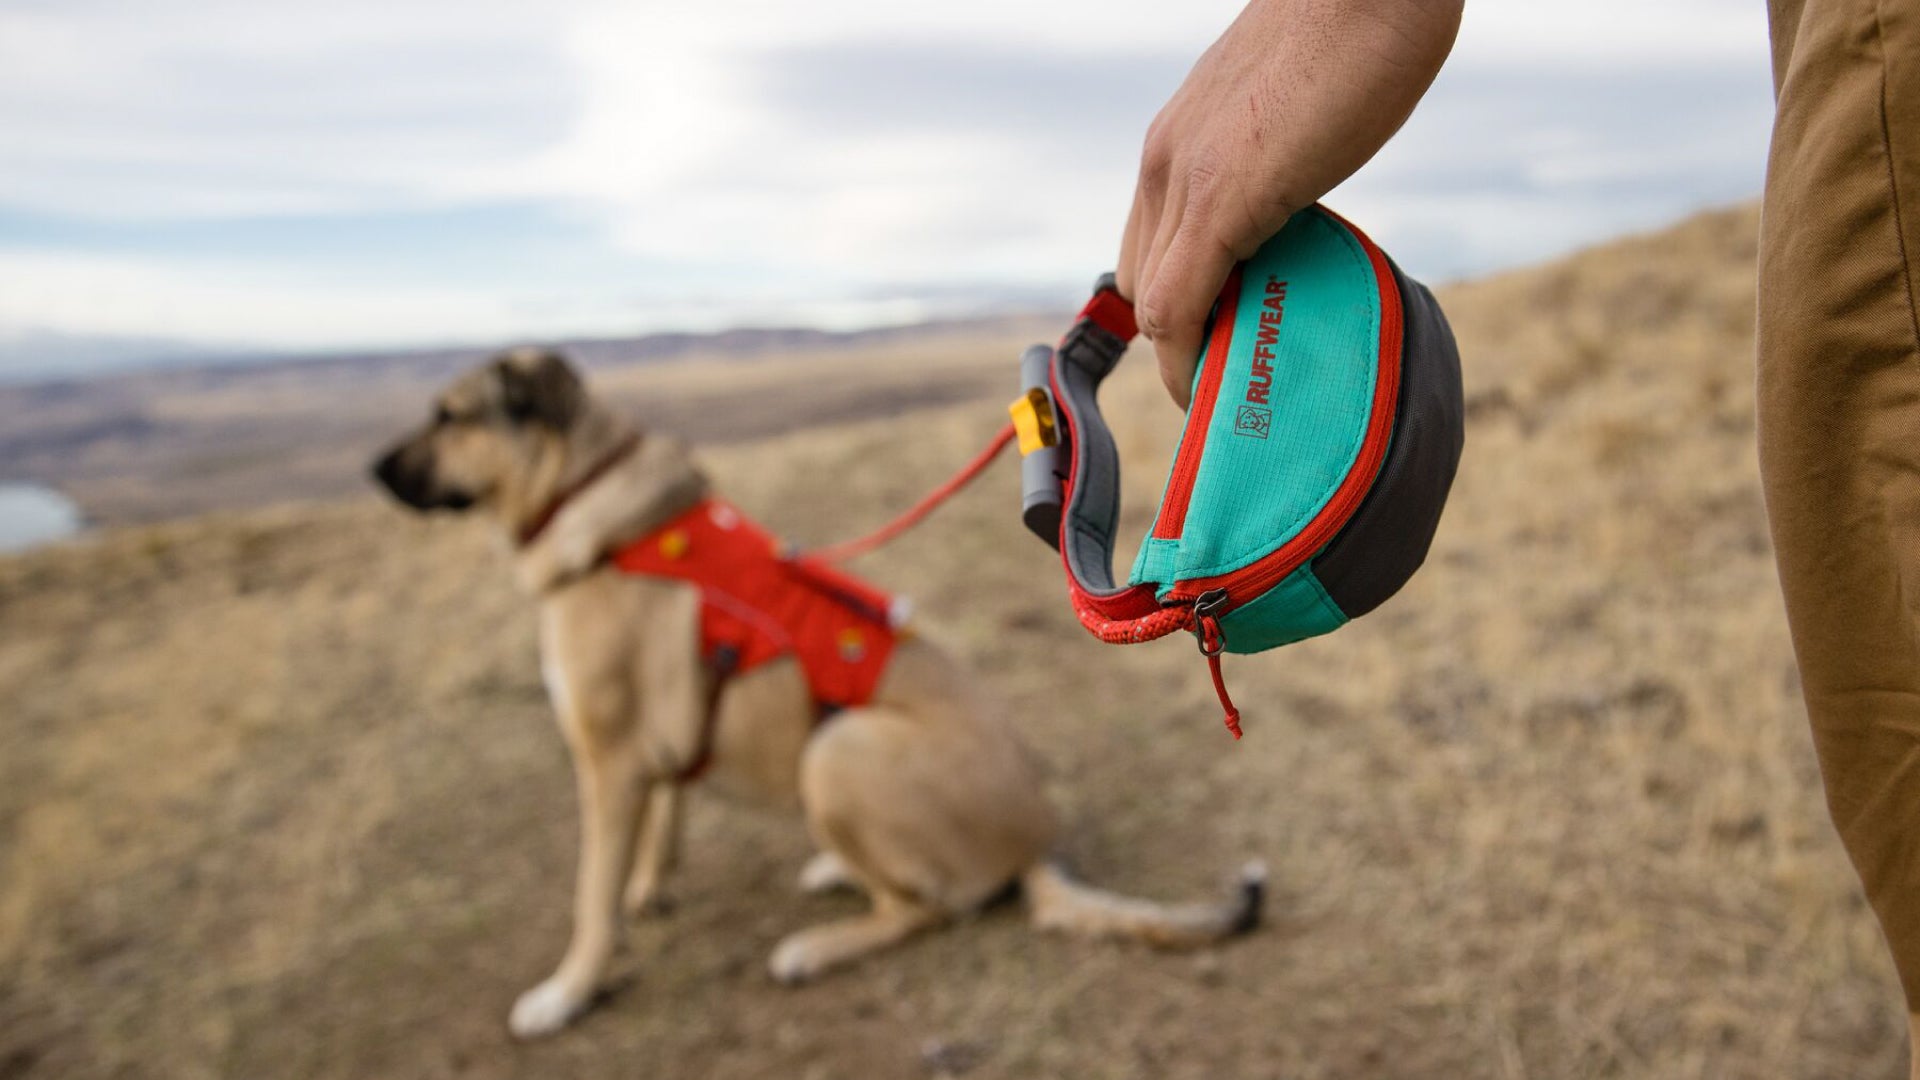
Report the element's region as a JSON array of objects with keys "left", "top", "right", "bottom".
[{"left": 372, "top": 347, "right": 1263, "bottom": 1039}]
